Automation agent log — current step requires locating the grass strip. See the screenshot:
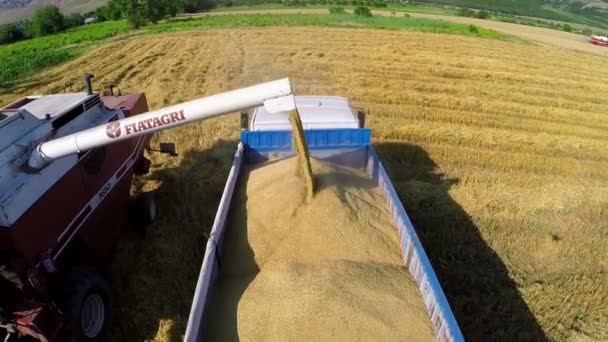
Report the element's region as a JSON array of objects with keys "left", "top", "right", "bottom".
[{"left": 151, "top": 13, "right": 502, "bottom": 39}]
